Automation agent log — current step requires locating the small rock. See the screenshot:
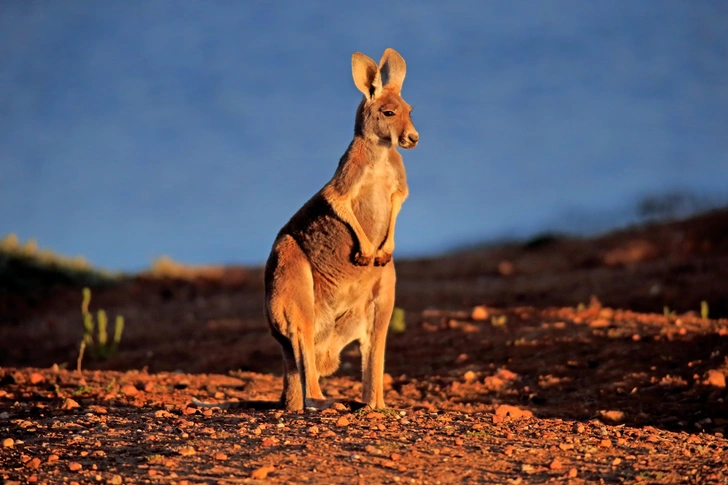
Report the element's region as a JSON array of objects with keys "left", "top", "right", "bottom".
[
  {"left": 589, "top": 318, "right": 610, "bottom": 328},
  {"left": 549, "top": 458, "right": 562, "bottom": 470},
  {"left": 471, "top": 306, "right": 489, "bottom": 321},
  {"left": 88, "top": 405, "right": 107, "bottom": 414},
  {"left": 25, "top": 457, "right": 41, "bottom": 469},
  {"left": 366, "top": 412, "right": 385, "bottom": 420},
  {"left": 492, "top": 414, "right": 504, "bottom": 424},
  {"left": 600, "top": 410, "right": 625, "bottom": 422},
  {"left": 47, "top": 454, "right": 59, "bottom": 463},
  {"left": 308, "top": 426, "right": 319, "bottom": 434},
  {"left": 336, "top": 416, "right": 350, "bottom": 427},
  {"left": 496, "top": 368, "right": 518, "bottom": 381},
  {"left": 0, "top": 412, "right": 9, "bottom": 419},
  {"left": 62, "top": 398, "right": 80, "bottom": 410},
  {"left": 3, "top": 438, "right": 13, "bottom": 448},
  {"left": 612, "top": 457, "right": 622, "bottom": 466},
  {"left": 251, "top": 465, "right": 274, "bottom": 479},
  {"left": 213, "top": 453, "right": 228, "bottom": 461},
  {"left": 261, "top": 438, "right": 276, "bottom": 447},
  {"left": 704, "top": 370, "right": 726, "bottom": 388},
  {"left": 567, "top": 468, "right": 578, "bottom": 478},
  {"left": 109, "top": 475, "right": 123, "bottom": 484},
  {"left": 498, "top": 260, "right": 514, "bottom": 276},
  {"left": 599, "top": 439, "right": 612, "bottom": 448},
  {"left": 454, "top": 437, "right": 464, "bottom": 446},
  {"left": 463, "top": 370, "right": 477, "bottom": 382},
  {"left": 494, "top": 405, "right": 533, "bottom": 419},
  {"left": 332, "top": 402, "right": 348, "bottom": 411},
  {"left": 120, "top": 384, "right": 139, "bottom": 397},
  {"left": 178, "top": 446, "right": 195, "bottom": 456},
  {"left": 68, "top": 462, "right": 82, "bottom": 472},
  {"left": 29, "top": 373, "right": 45, "bottom": 385},
  {"left": 574, "top": 423, "right": 585, "bottom": 434}
]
